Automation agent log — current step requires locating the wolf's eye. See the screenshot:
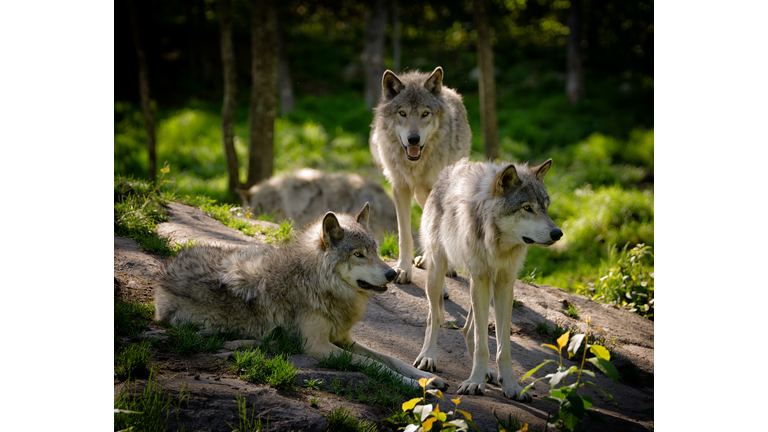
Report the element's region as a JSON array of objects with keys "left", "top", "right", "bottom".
[
  {"left": 422, "top": 111, "right": 429, "bottom": 118},
  {"left": 354, "top": 252, "right": 364, "bottom": 258},
  {"left": 523, "top": 205, "right": 533, "bottom": 212},
  {"left": 398, "top": 111, "right": 406, "bottom": 117}
]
